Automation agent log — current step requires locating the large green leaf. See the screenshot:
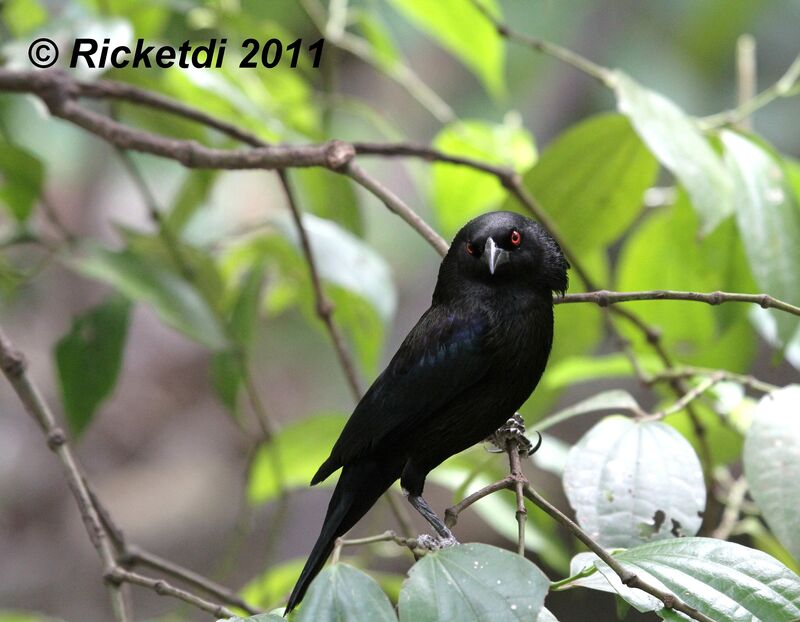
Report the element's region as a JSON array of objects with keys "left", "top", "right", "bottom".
[
  {"left": 248, "top": 413, "right": 347, "bottom": 504},
  {"left": 566, "top": 538, "right": 800, "bottom": 621},
  {"left": 614, "top": 72, "right": 733, "bottom": 235},
  {"left": 722, "top": 131, "right": 800, "bottom": 344},
  {"left": 0, "top": 612, "right": 65, "bottom": 622},
  {"left": 71, "top": 245, "right": 227, "bottom": 349},
  {"left": 386, "top": 0, "right": 505, "bottom": 98},
  {"left": 744, "top": 385, "right": 800, "bottom": 562},
  {"left": 398, "top": 543, "right": 549, "bottom": 622},
  {"left": 219, "top": 215, "right": 395, "bottom": 374},
  {"left": 54, "top": 295, "right": 131, "bottom": 437},
  {"left": 295, "top": 564, "right": 396, "bottom": 622},
  {"left": 166, "top": 169, "right": 217, "bottom": 233},
  {"left": 292, "top": 169, "right": 363, "bottom": 236},
  {"left": 432, "top": 119, "right": 536, "bottom": 238},
  {"left": 0, "top": 138, "right": 44, "bottom": 222},
  {"left": 563, "top": 416, "right": 705, "bottom": 548},
  {"left": 616, "top": 195, "right": 755, "bottom": 367},
  {"left": 509, "top": 114, "right": 657, "bottom": 251}
]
